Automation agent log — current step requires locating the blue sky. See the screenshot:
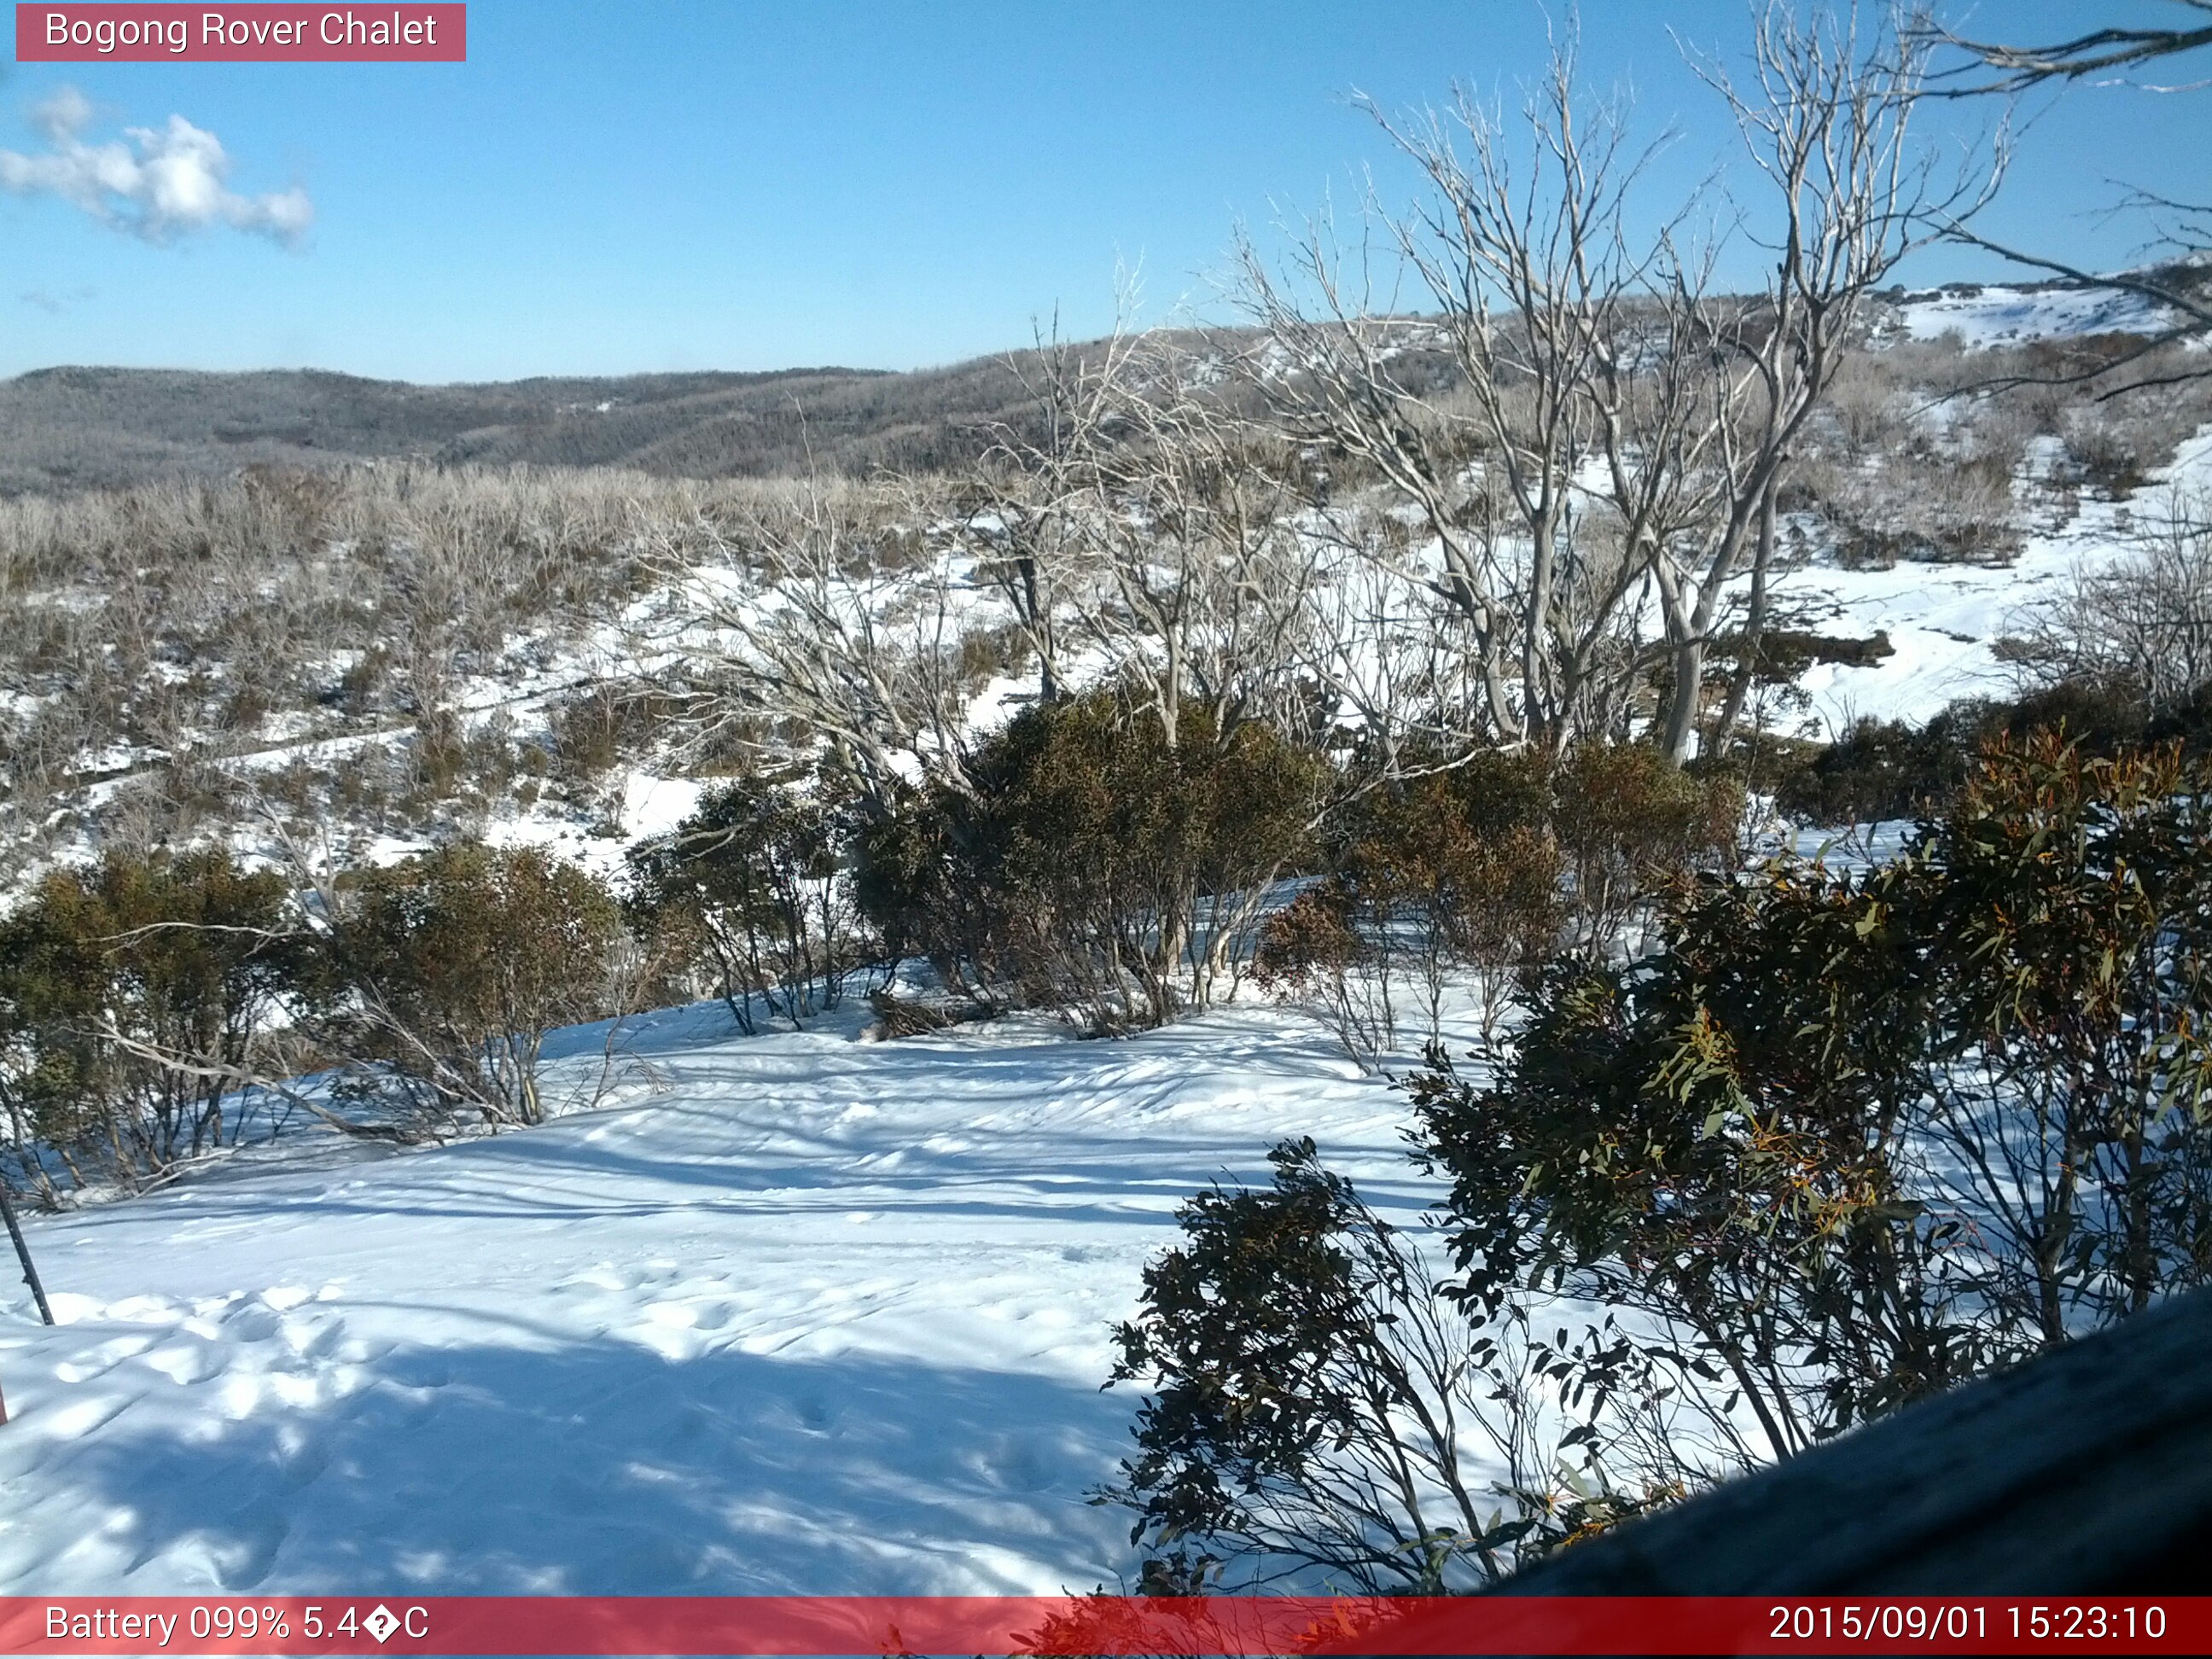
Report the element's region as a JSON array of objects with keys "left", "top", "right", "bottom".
[{"left": 1, "top": 0, "right": 2205, "bottom": 382}]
